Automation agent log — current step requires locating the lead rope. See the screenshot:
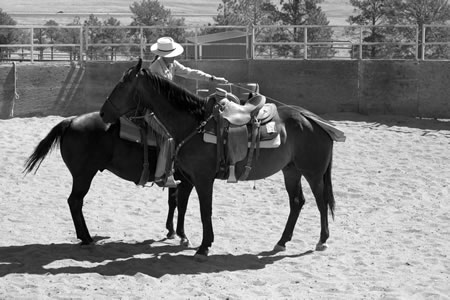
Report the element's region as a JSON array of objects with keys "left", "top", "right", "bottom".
[{"left": 228, "top": 82, "right": 309, "bottom": 112}]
